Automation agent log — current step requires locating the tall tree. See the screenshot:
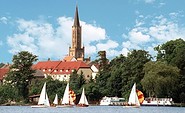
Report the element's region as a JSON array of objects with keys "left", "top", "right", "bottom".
[
  {"left": 70, "top": 70, "right": 86, "bottom": 95},
  {"left": 107, "top": 54, "right": 126, "bottom": 97},
  {"left": 155, "top": 38, "right": 185, "bottom": 102},
  {"left": 6, "top": 51, "right": 38, "bottom": 103},
  {"left": 95, "top": 51, "right": 110, "bottom": 96},
  {"left": 155, "top": 39, "right": 185, "bottom": 71},
  {"left": 85, "top": 77, "right": 101, "bottom": 103},
  {"left": 141, "top": 61, "right": 179, "bottom": 100},
  {"left": 121, "top": 50, "right": 151, "bottom": 99}
]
